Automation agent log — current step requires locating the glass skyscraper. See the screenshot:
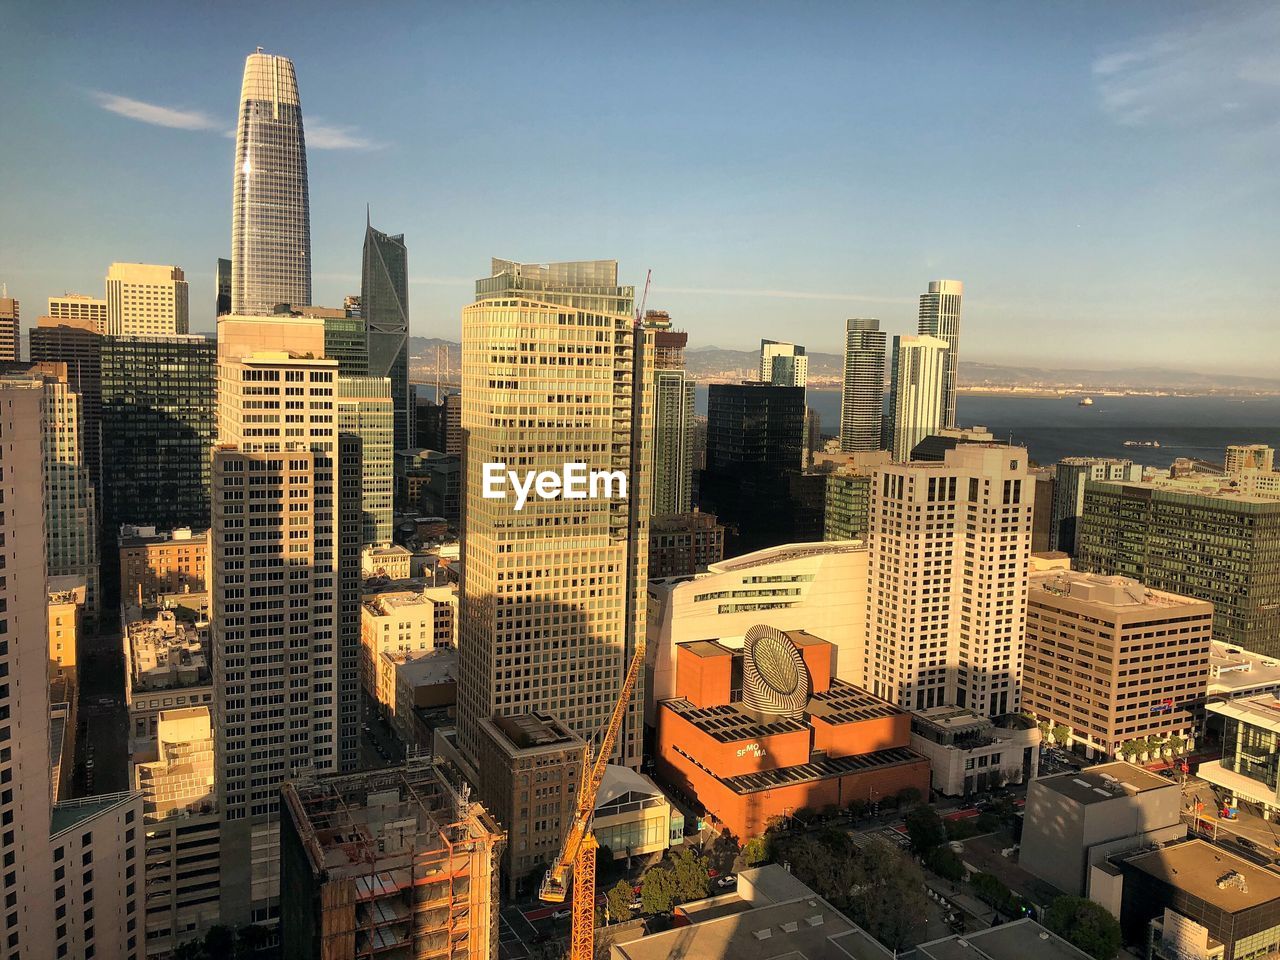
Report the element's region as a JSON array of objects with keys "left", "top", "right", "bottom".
[
  {"left": 362, "top": 221, "right": 411, "bottom": 452},
  {"left": 839, "top": 317, "right": 886, "bottom": 452},
  {"left": 231, "top": 50, "right": 310, "bottom": 315},
  {"left": 917, "top": 279, "right": 963, "bottom": 429}
]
